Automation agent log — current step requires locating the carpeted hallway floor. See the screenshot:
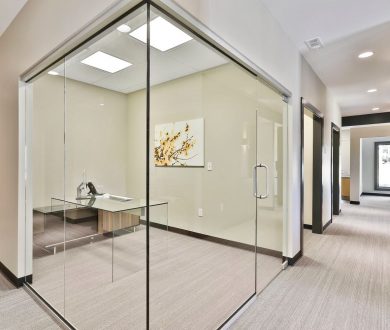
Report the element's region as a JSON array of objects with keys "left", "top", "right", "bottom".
[
  {"left": 0, "top": 274, "right": 62, "bottom": 329},
  {"left": 232, "top": 196, "right": 390, "bottom": 329},
  {"left": 1, "top": 196, "right": 389, "bottom": 329}
]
